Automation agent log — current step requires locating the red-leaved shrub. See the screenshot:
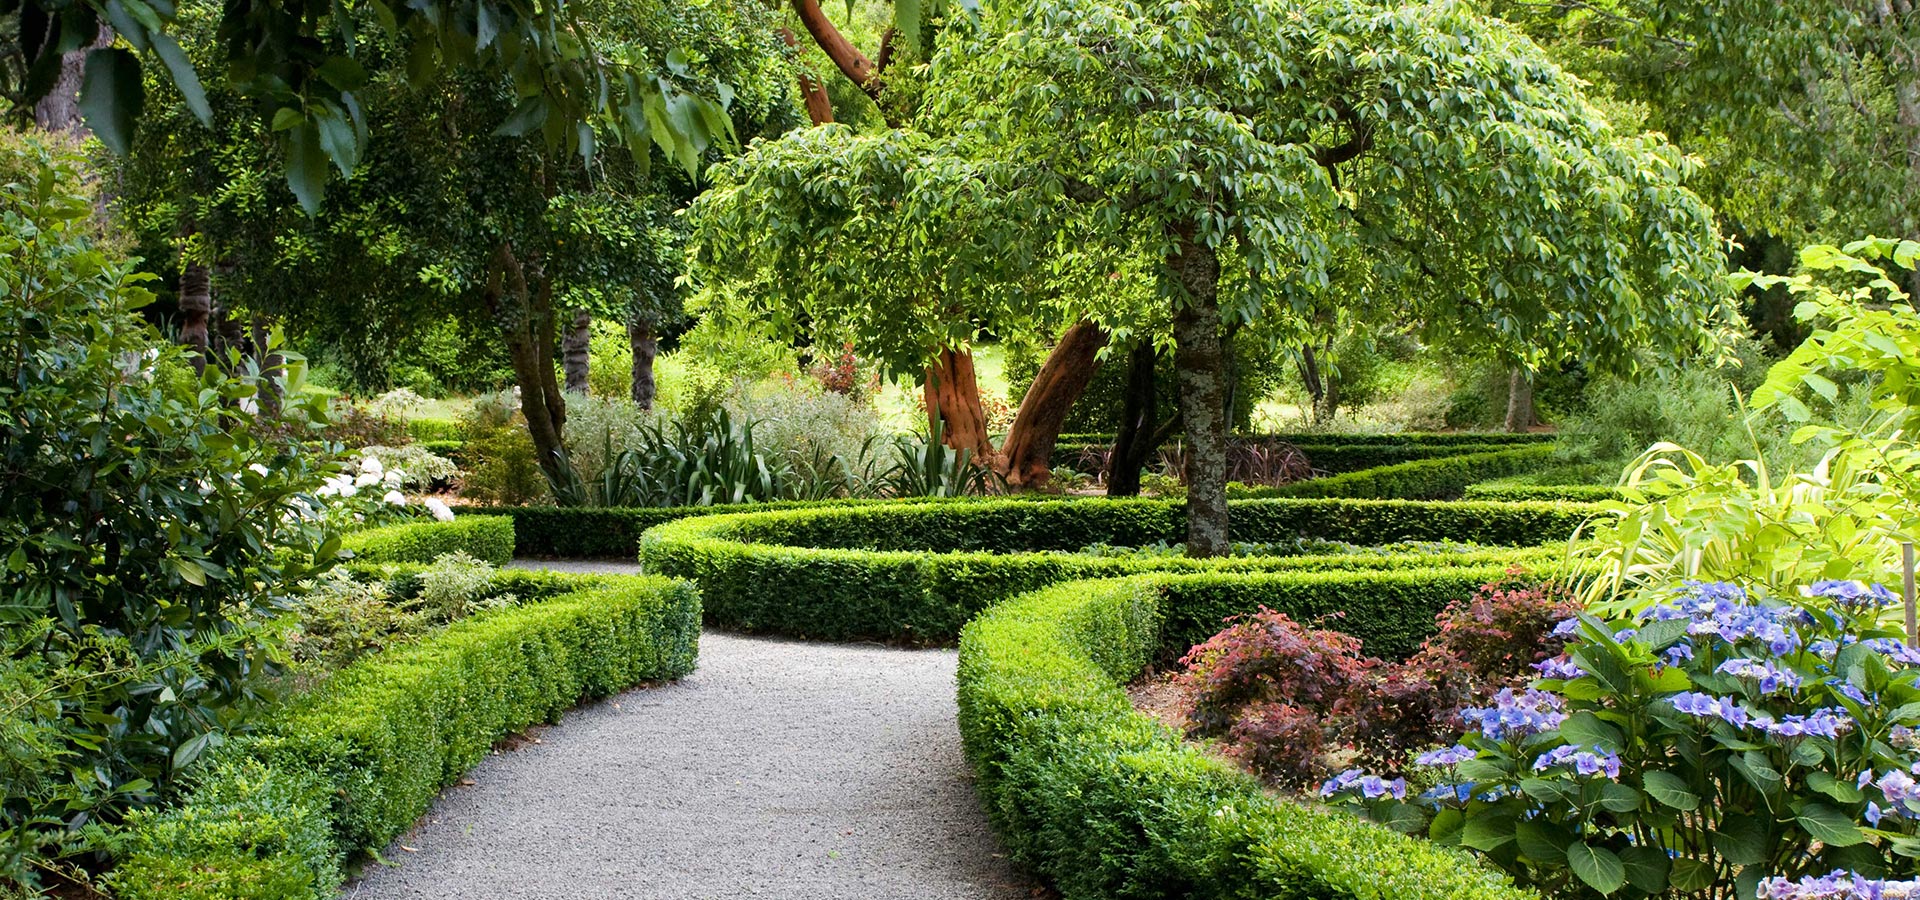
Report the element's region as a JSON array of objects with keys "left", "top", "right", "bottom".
[{"left": 1174, "top": 571, "right": 1576, "bottom": 788}]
